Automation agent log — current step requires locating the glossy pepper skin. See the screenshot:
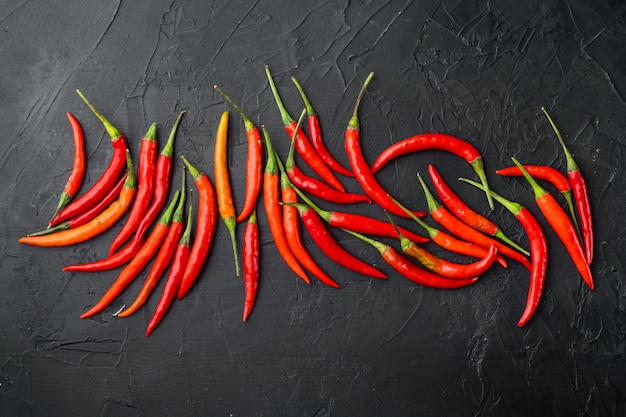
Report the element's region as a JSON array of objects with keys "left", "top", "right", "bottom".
[{"left": 242, "top": 208, "right": 260, "bottom": 322}]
